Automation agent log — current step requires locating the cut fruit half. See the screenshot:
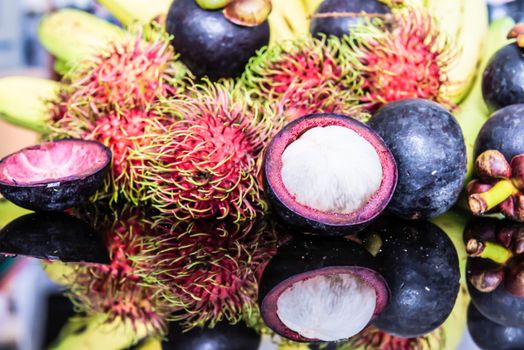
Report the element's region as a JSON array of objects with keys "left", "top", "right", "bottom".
[
  {"left": 0, "top": 139, "right": 111, "bottom": 211},
  {"left": 264, "top": 113, "right": 397, "bottom": 235},
  {"left": 259, "top": 236, "right": 389, "bottom": 342}
]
